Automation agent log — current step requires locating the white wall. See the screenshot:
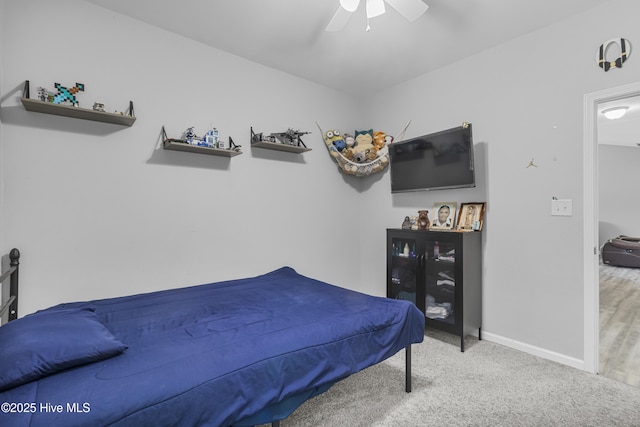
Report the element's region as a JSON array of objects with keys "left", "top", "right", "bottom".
[
  {"left": 3, "top": 0, "right": 640, "bottom": 367},
  {"left": 0, "top": 0, "right": 6, "bottom": 317},
  {"left": 360, "top": 0, "right": 640, "bottom": 361},
  {"left": 599, "top": 144, "right": 640, "bottom": 246},
  {"left": 0, "top": 0, "right": 365, "bottom": 314},
  {"left": 0, "top": 0, "right": 4, "bottom": 244}
]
